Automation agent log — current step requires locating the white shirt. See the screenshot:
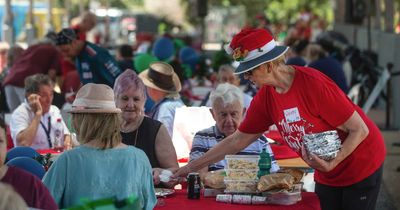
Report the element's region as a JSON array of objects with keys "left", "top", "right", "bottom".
[{"left": 10, "top": 102, "right": 70, "bottom": 150}]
